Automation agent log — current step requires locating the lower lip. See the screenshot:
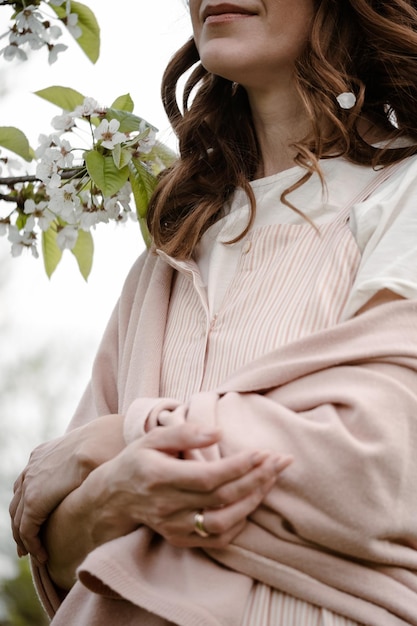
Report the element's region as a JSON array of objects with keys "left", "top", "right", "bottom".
[{"left": 205, "top": 13, "right": 254, "bottom": 25}]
